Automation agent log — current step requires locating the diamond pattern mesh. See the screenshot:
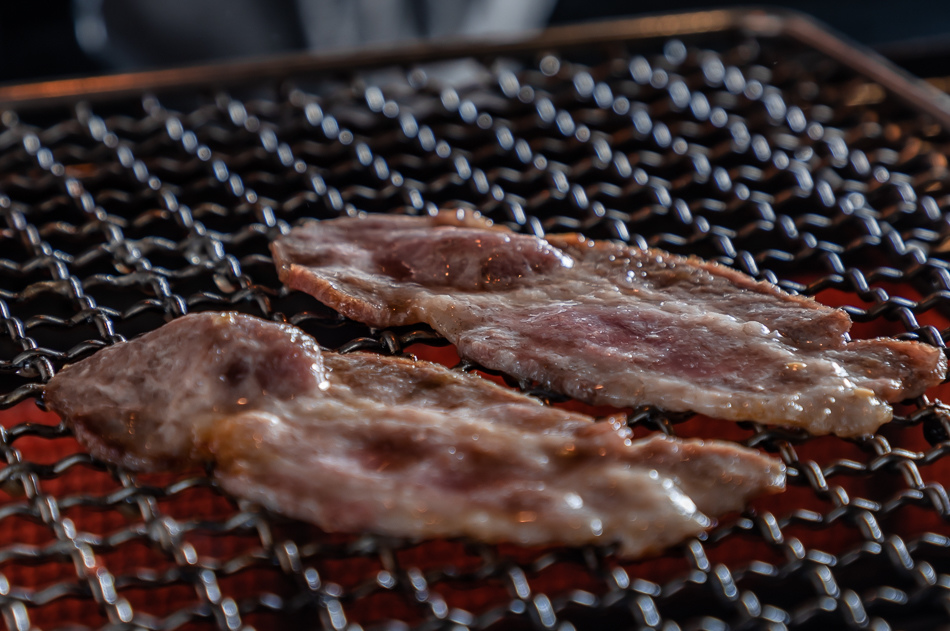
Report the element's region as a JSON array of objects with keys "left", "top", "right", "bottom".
[{"left": 2, "top": 13, "right": 950, "bottom": 630}]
